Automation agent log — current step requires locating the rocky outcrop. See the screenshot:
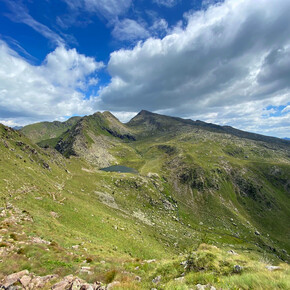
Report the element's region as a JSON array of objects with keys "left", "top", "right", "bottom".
[
  {"left": 0, "top": 270, "right": 58, "bottom": 289},
  {"left": 0, "top": 271, "right": 106, "bottom": 289}
]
